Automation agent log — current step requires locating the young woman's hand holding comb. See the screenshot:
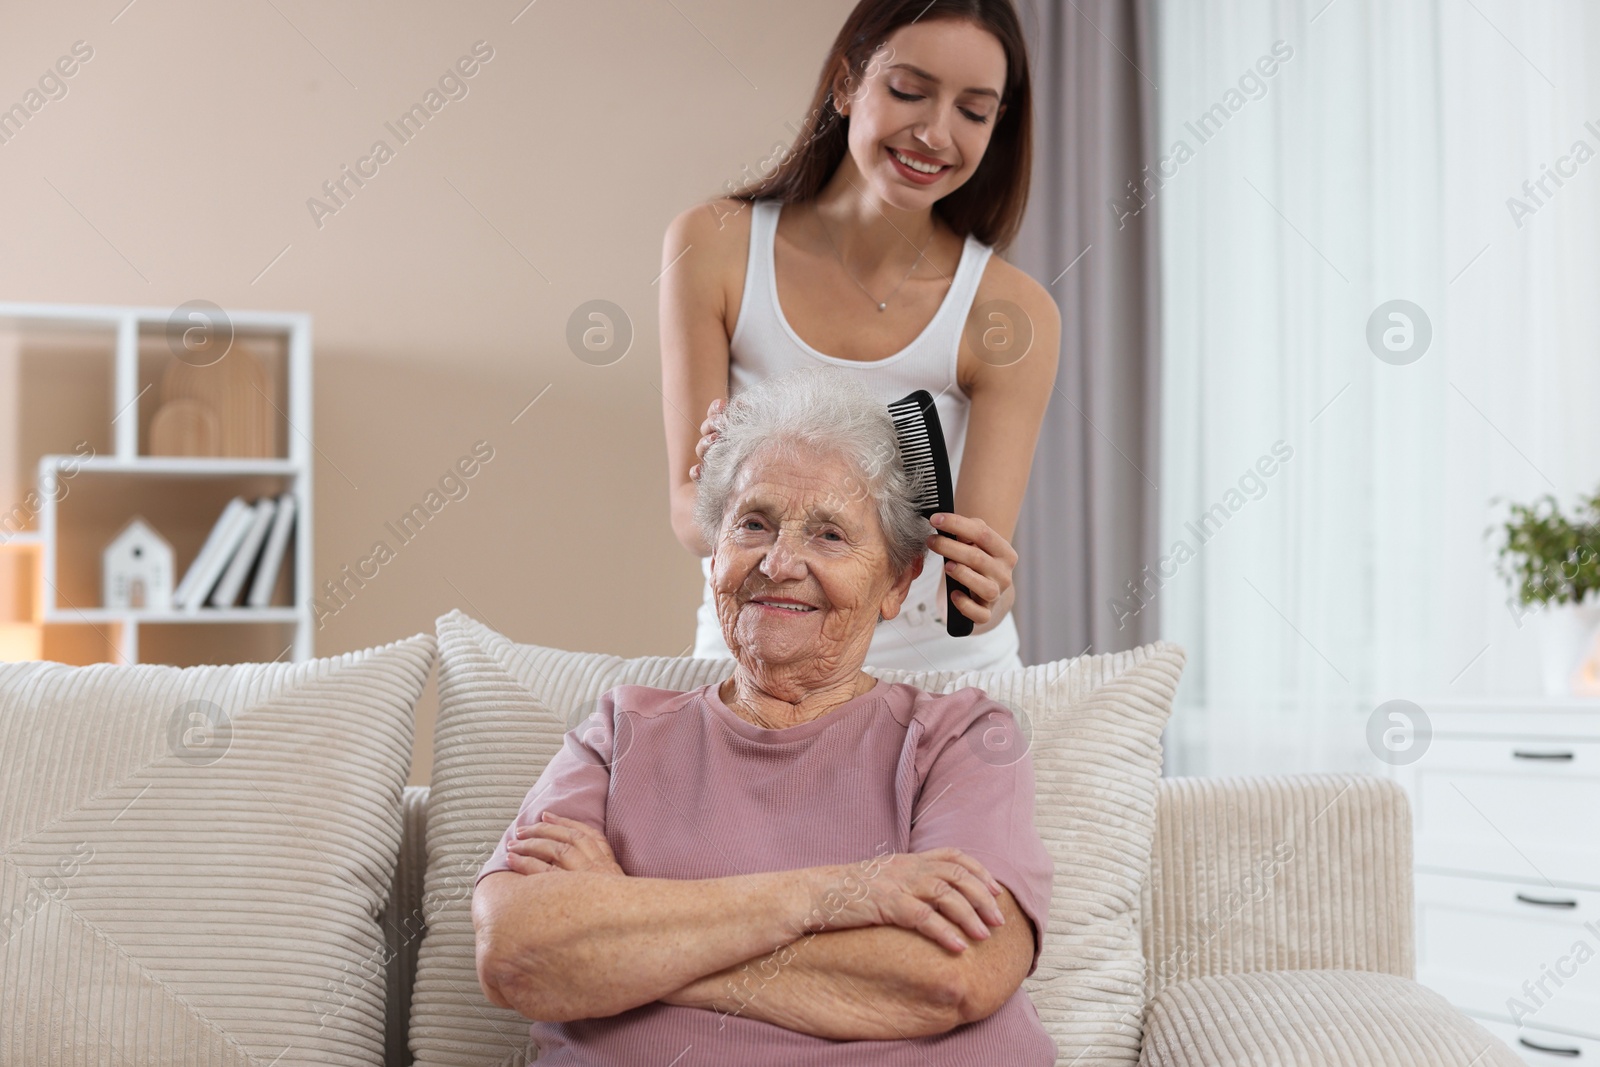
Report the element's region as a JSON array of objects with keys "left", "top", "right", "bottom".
[{"left": 924, "top": 511, "right": 1018, "bottom": 630}]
